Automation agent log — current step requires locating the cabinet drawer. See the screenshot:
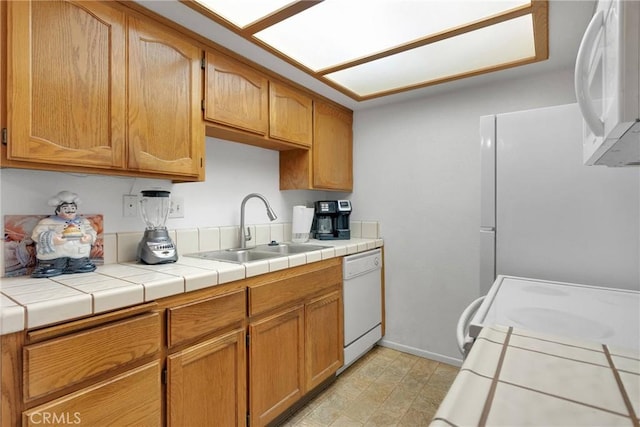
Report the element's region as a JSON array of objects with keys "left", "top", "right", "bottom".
[
  {"left": 23, "top": 312, "right": 160, "bottom": 401},
  {"left": 168, "top": 289, "right": 246, "bottom": 348},
  {"left": 248, "top": 259, "right": 341, "bottom": 317},
  {"left": 23, "top": 361, "right": 161, "bottom": 427}
]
